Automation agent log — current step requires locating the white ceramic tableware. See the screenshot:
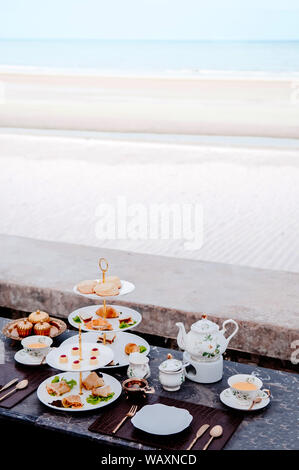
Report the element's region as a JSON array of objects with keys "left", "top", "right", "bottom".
[
  {"left": 131, "top": 403, "right": 193, "bottom": 435},
  {"left": 46, "top": 342, "right": 114, "bottom": 372},
  {"left": 176, "top": 315, "right": 238, "bottom": 362},
  {"left": 37, "top": 371, "right": 122, "bottom": 412},
  {"left": 15, "top": 348, "right": 53, "bottom": 366},
  {"left": 68, "top": 305, "right": 142, "bottom": 333},
  {"left": 73, "top": 279, "right": 135, "bottom": 300},
  {"left": 21, "top": 335, "right": 53, "bottom": 357},
  {"left": 158, "top": 357, "right": 186, "bottom": 391},
  {"left": 127, "top": 352, "right": 150, "bottom": 379},
  {"left": 220, "top": 387, "right": 270, "bottom": 411},
  {"left": 61, "top": 331, "right": 150, "bottom": 369},
  {"left": 228, "top": 374, "right": 270, "bottom": 402}
]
